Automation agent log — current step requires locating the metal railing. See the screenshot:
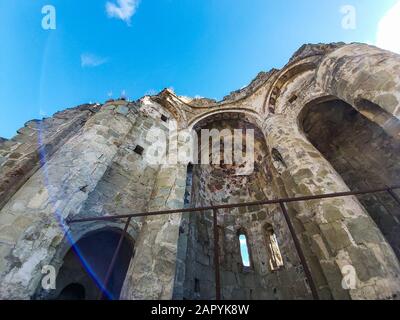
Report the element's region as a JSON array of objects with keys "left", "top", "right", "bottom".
[{"left": 66, "top": 185, "right": 400, "bottom": 300}]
